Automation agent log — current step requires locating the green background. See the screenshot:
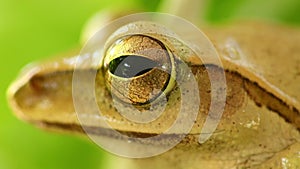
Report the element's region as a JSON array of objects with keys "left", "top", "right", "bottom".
[{"left": 0, "top": 0, "right": 299, "bottom": 169}]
